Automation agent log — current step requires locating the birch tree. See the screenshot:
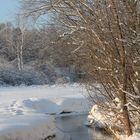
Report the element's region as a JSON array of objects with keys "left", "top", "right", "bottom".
[{"left": 13, "top": 15, "right": 27, "bottom": 71}]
